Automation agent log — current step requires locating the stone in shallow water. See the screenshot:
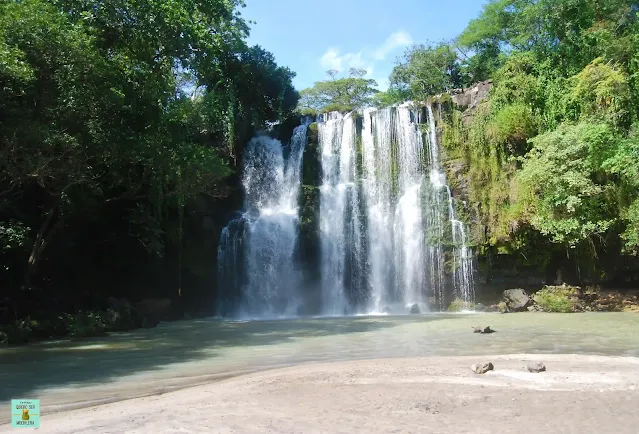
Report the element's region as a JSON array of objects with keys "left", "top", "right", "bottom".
[
  {"left": 409, "top": 304, "right": 420, "bottom": 314},
  {"left": 527, "top": 362, "right": 546, "bottom": 373},
  {"left": 471, "top": 362, "right": 494, "bottom": 374},
  {"left": 472, "top": 326, "right": 495, "bottom": 334}
]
